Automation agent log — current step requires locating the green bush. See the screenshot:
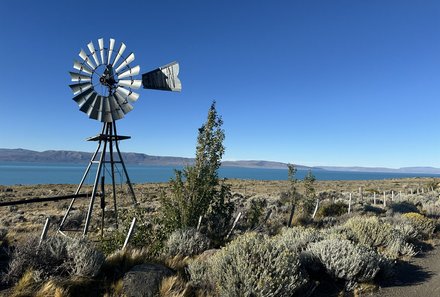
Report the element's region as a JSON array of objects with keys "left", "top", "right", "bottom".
[
  {"left": 315, "top": 201, "right": 348, "bottom": 219},
  {"left": 246, "top": 197, "right": 267, "bottom": 229},
  {"left": 160, "top": 102, "right": 234, "bottom": 244},
  {"left": 389, "top": 201, "right": 419, "bottom": 214},
  {"left": 188, "top": 232, "right": 308, "bottom": 296},
  {"left": 307, "top": 239, "right": 381, "bottom": 287},
  {"left": 165, "top": 228, "right": 210, "bottom": 257}
]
